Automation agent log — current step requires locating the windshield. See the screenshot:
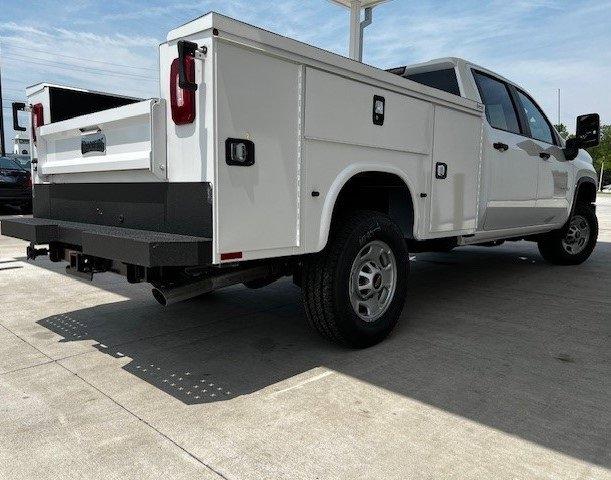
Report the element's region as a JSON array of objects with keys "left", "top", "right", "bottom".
[
  {"left": 0, "top": 156, "right": 26, "bottom": 171},
  {"left": 8, "top": 155, "right": 31, "bottom": 170}
]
